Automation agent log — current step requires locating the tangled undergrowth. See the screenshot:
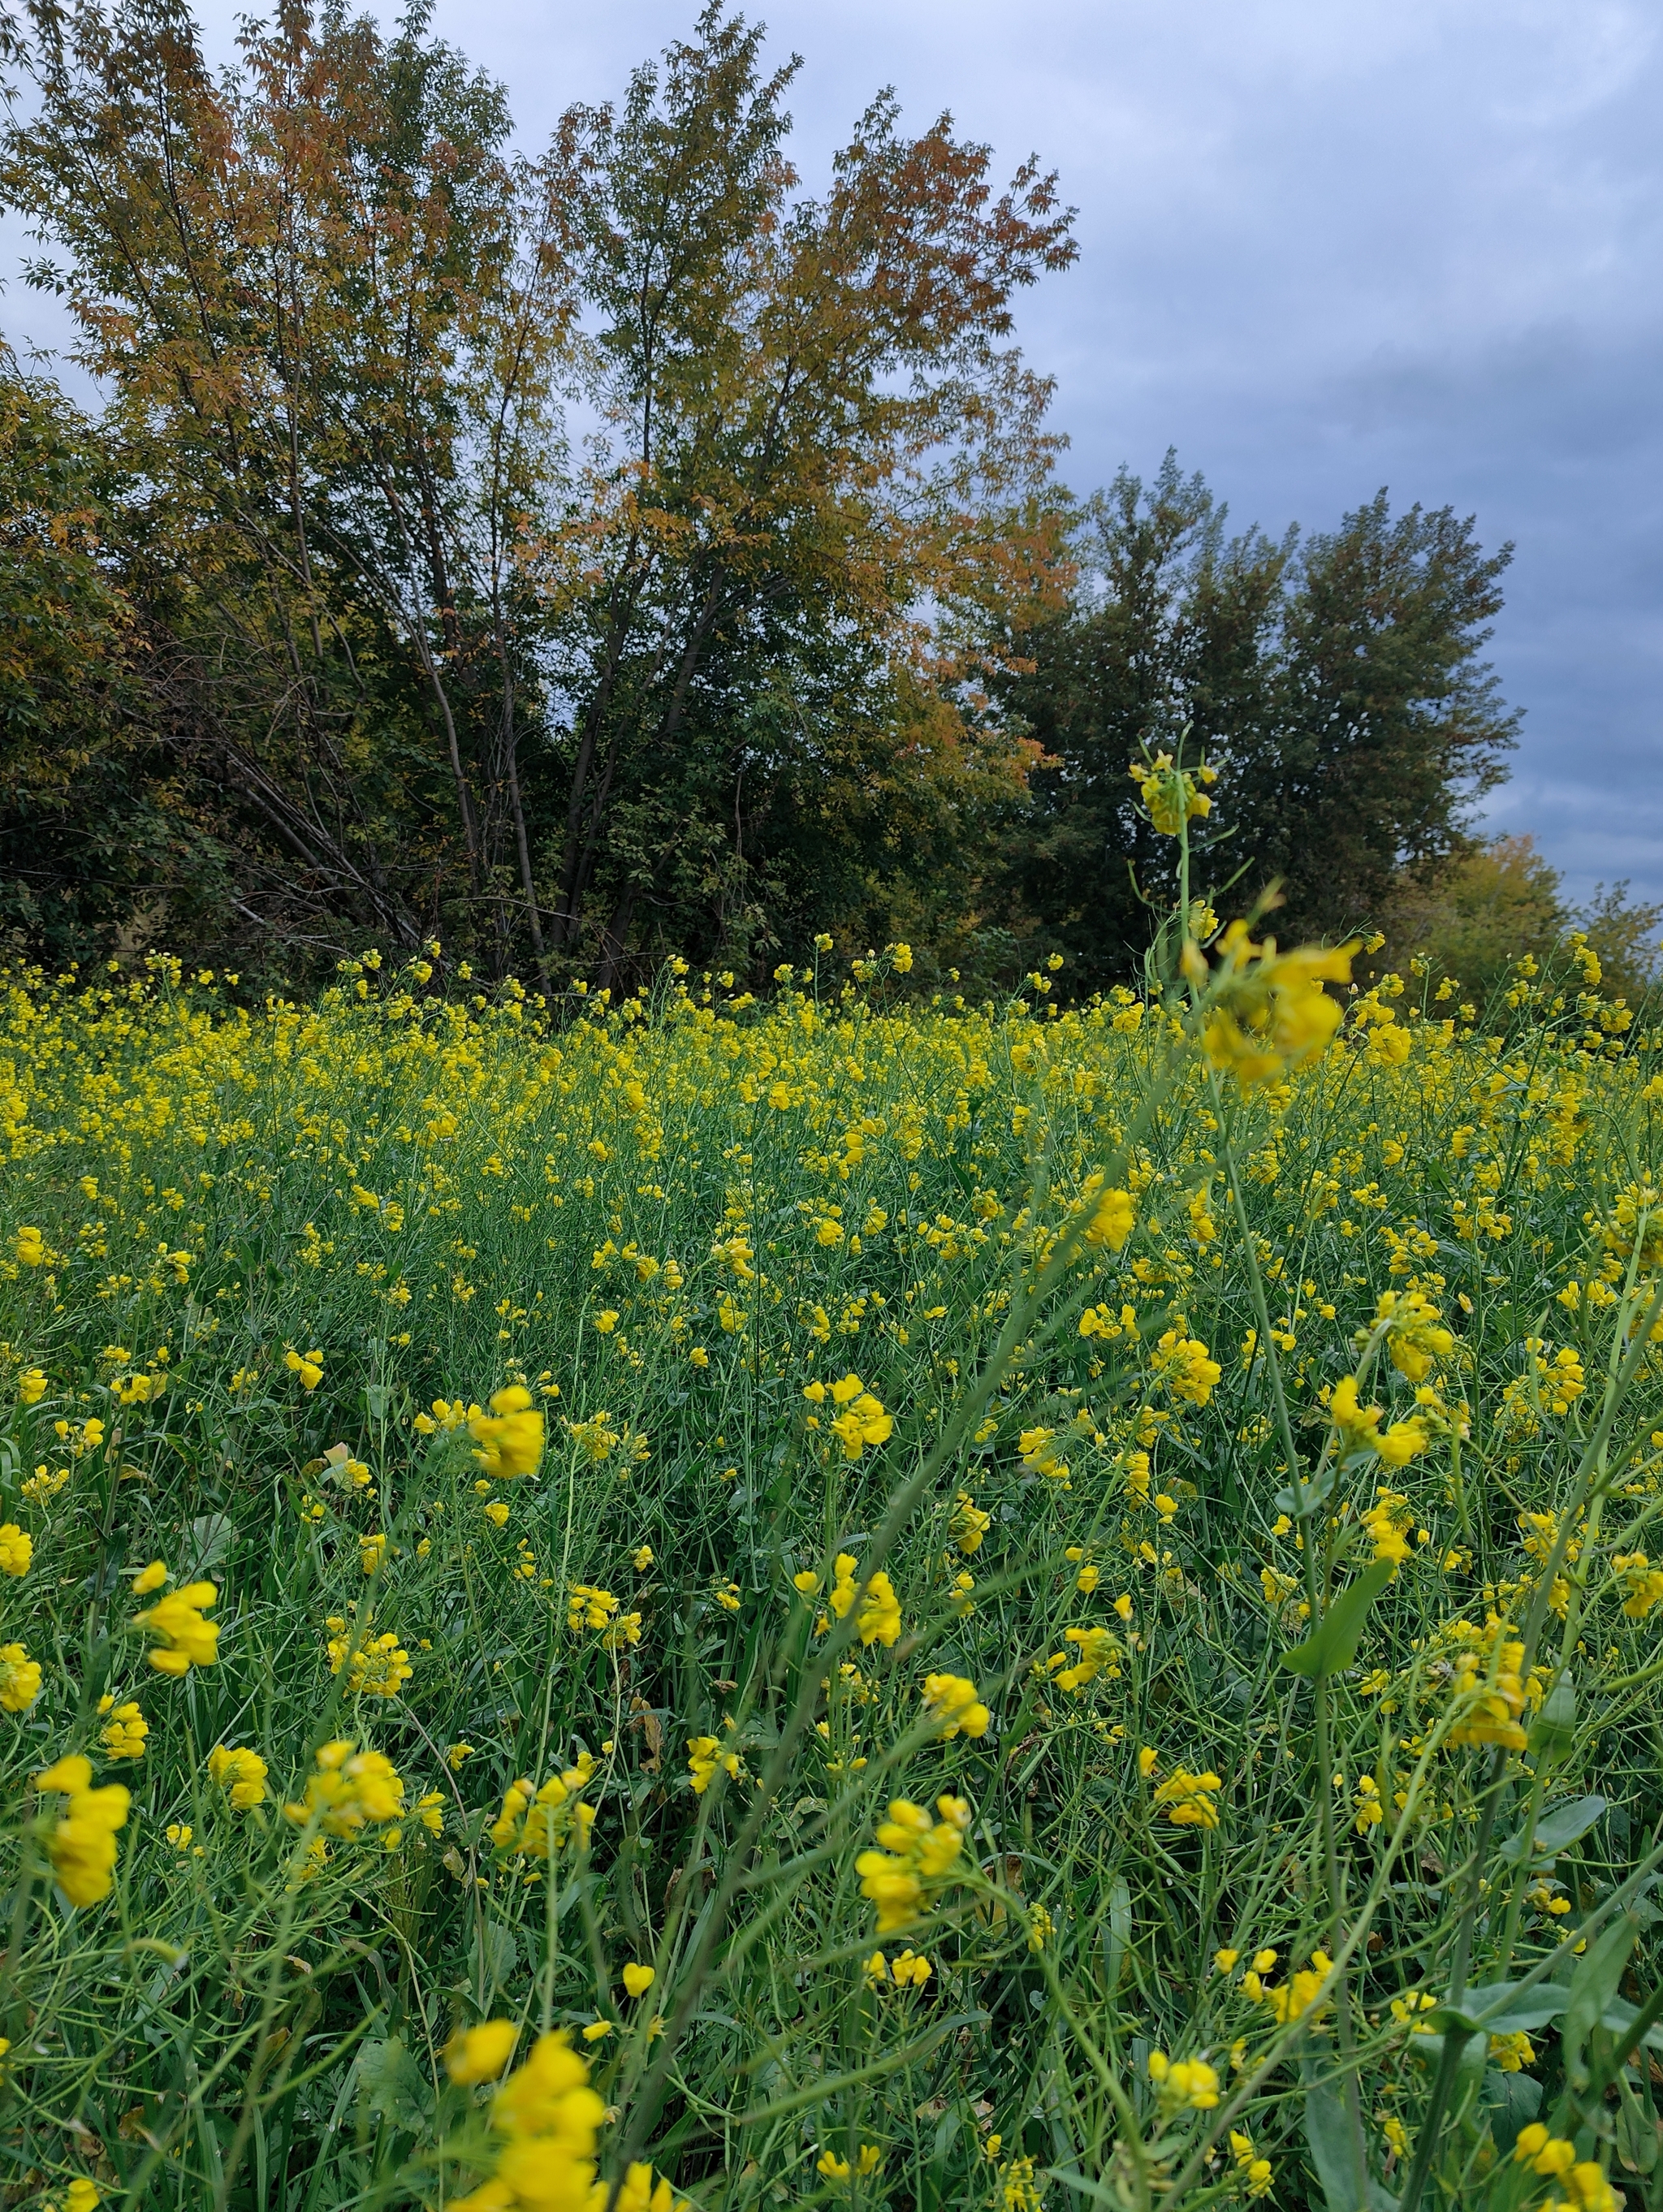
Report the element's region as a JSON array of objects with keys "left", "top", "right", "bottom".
[{"left": 6, "top": 763, "right": 1663, "bottom": 2212}]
